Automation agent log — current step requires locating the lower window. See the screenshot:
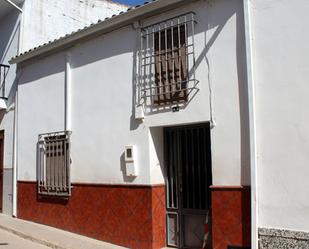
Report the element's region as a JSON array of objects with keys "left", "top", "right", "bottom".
[{"left": 37, "top": 131, "right": 72, "bottom": 197}]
